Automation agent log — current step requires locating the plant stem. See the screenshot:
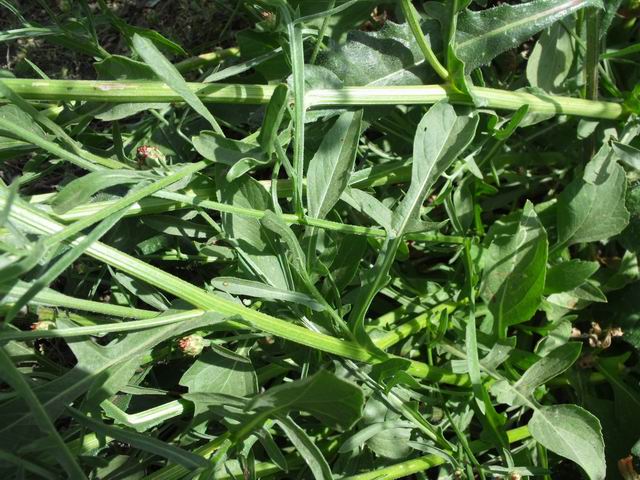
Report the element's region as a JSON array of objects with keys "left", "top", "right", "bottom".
[
  {"left": 0, "top": 281, "right": 157, "bottom": 319},
  {"left": 174, "top": 47, "right": 240, "bottom": 73},
  {"left": 47, "top": 189, "right": 465, "bottom": 244},
  {"left": 0, "top": 310, "right": 204, "bottom": 341},
  {"left": 341, "top": 426, "right": 531, "bottom": 480},
  {"left": 584, "top": 8, "right": 600, "bottom": 160},
  {"left": 400, "top": 0, "right": 449, "bottom": 81},
  {"left": 1, "top": 191, "right": 469, "bottom": 386},
  {"left": 0, "top": 79, "right": 625, "bottom": 120}
]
